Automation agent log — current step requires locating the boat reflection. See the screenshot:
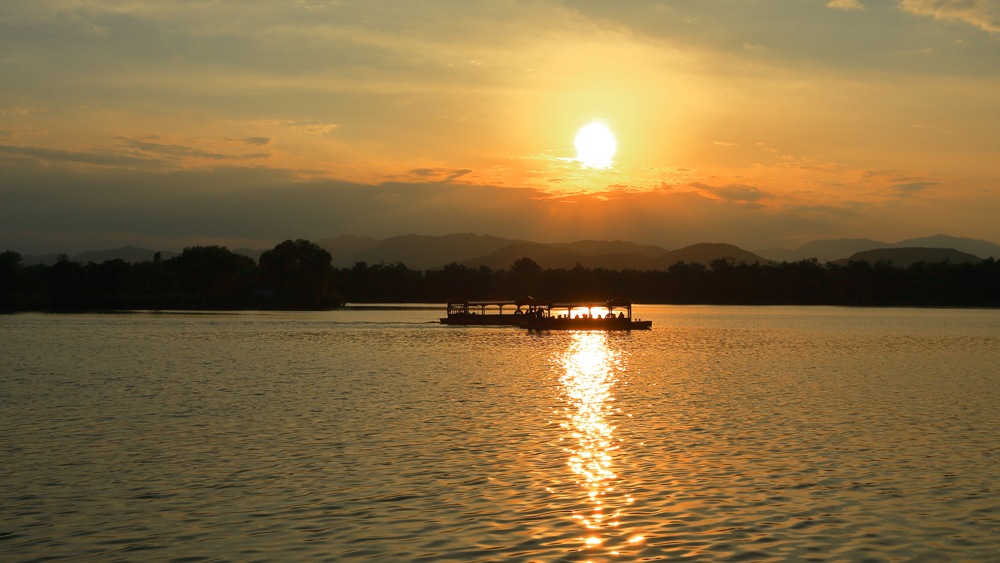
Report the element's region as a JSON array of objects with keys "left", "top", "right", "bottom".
[{"left": 558, "top": 332, "right": 641, "bottom": 555}]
